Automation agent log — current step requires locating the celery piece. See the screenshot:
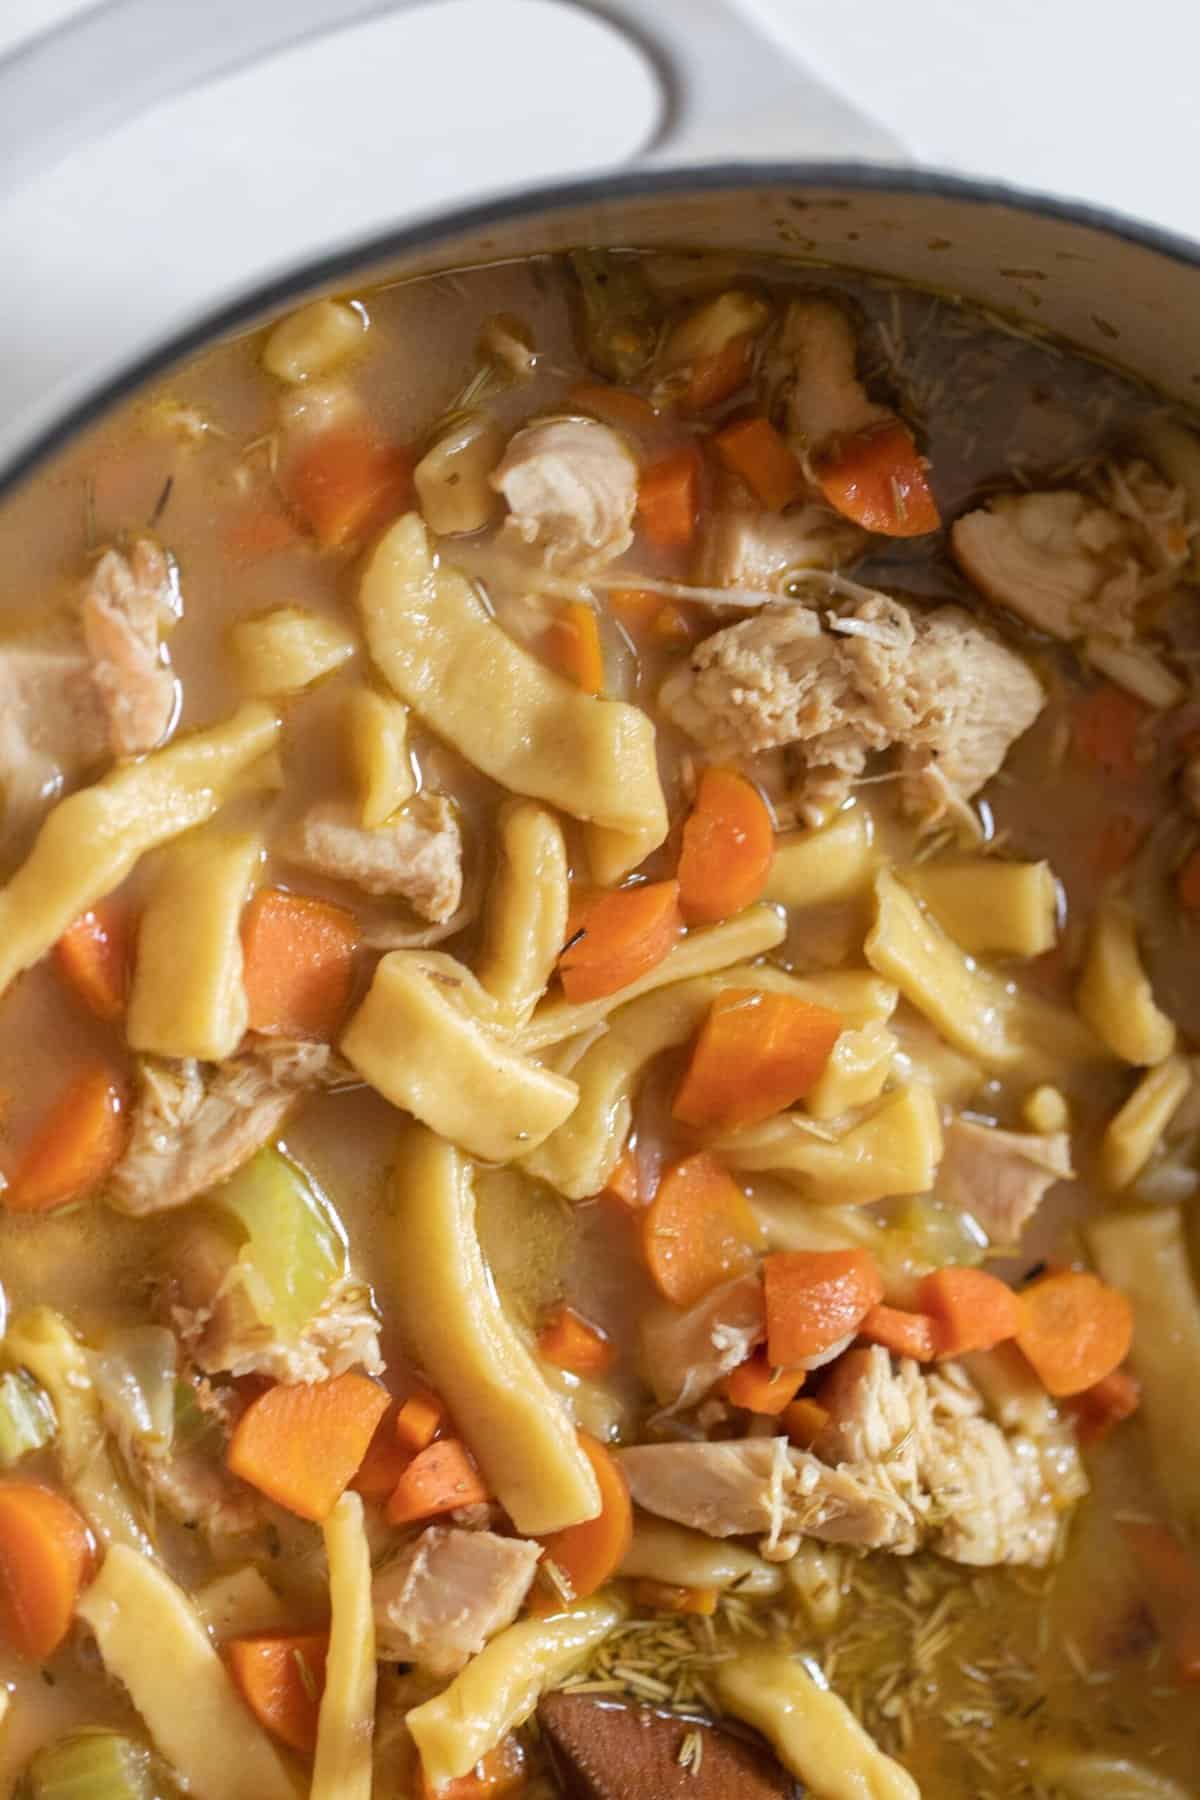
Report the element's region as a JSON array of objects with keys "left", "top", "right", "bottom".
[
  {"left": 0, "top": 1368, "right": 56, "bottom": 1467},
  {"left": 568, "top": 250, "right": 657, "bottom": 383},
  {"left": 207, "top": 1146, "right": 346, "bottom": 1340},
  {"left": 23, "top": 1729, "right": 174, "bottom": 1800}
]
